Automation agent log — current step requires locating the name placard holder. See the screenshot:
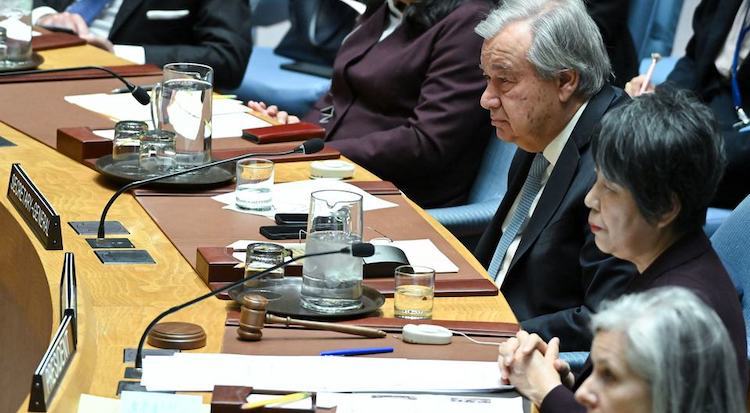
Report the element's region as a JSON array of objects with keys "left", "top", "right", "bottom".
[
  {"left": 7, "top": 164, "right": 63, "bottom": 250},
  {"left": 28, "top": 314, "right": 76, "bottom": 412}
]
